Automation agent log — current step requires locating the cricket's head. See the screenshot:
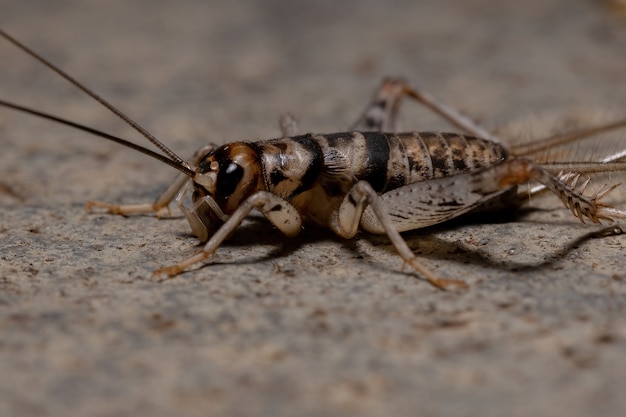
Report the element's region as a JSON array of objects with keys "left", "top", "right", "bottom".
[{"left": 190, "top": 142, "right": 264, "bottom": 238}]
